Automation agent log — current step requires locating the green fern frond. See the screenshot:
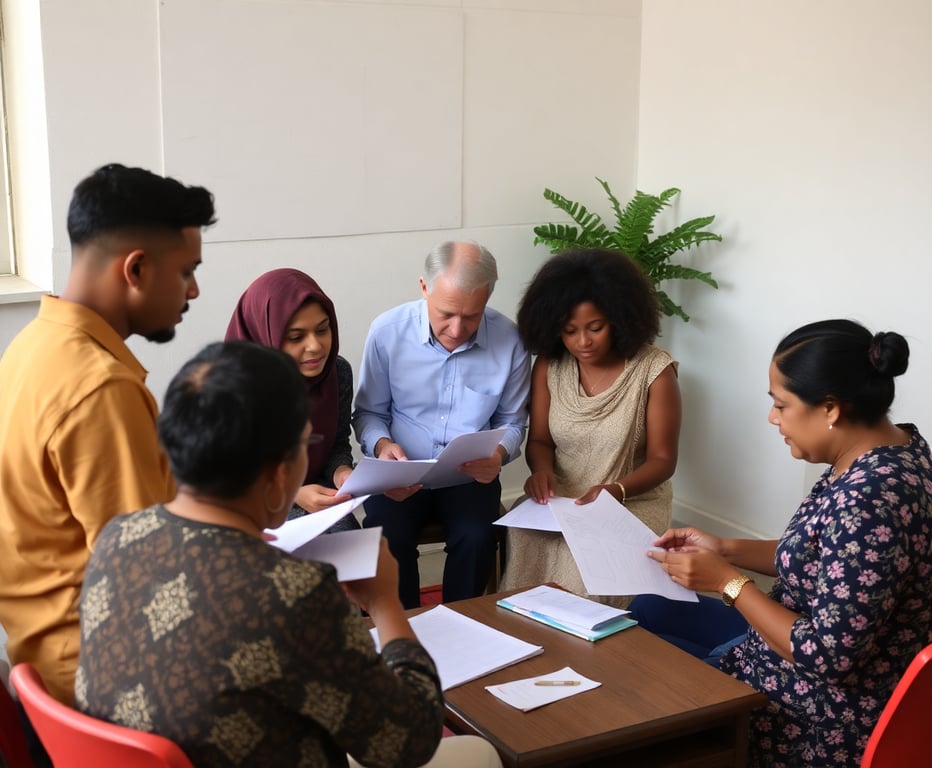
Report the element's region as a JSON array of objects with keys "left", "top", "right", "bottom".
[
  {"left": 534, "top": 179, "right": 723, "bottom": 321},
  {"left": 653, "top": 263, "right": 719, "bottom": 288},
  {"left": 542, "top": 188, "right": 610, "bottom": 244},
  {"left": 641, "top": 220, "right": 722, "bottom": 266},
  {"left": 612, "top": 189, "right": 679, "bottom": 255},
  {"left": 654, "top": 289, "right": 690, "bottom": 322}
]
